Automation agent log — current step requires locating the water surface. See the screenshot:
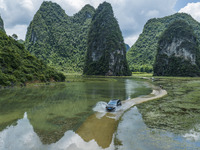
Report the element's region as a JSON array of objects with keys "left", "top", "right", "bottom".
[
  {"left": 116, "top": 106, "right": 200, "bottom": 150},
  {"left": 0, "top": 77, "right": 151, "bottom": 149},
  {"left": 1, "top": 77, "right": 200, "bottom": 150}
]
